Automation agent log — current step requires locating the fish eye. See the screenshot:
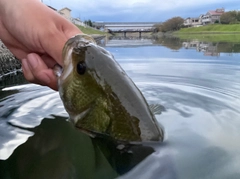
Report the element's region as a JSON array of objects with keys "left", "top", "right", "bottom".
[{"left": 77, "top": 62, "right": 86, "bottom": 75}]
